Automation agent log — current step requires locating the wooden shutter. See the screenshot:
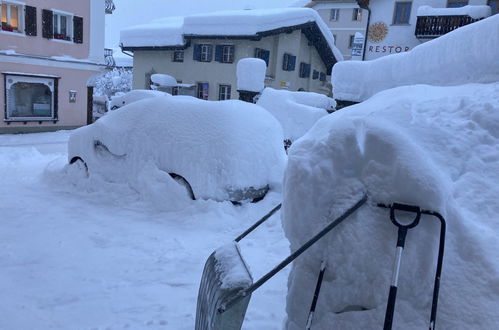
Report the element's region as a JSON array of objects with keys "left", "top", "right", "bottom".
[
  {"left": 73, "top": 16, "right": 83, "bottom": 43},
  {"left": 215, "top": 45, "right": 223, "bottom": 62},
  {"left": 289, "top": 55, "right": 296, "bottom": 71},
  {"left": 193, "top": 44, "right": 201, "bottom": 61},
  {"left": 313, "top": 70, "right": 319, "bottom": 80},
  {"left": 262, "top": 49, "right": 270, "bottom": 66},
  {"left": 42, "top": 9, "right": 53, "bottom": 39},
  {"left": 24, "top": 6, "right": 37, "bottom": 36}
]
